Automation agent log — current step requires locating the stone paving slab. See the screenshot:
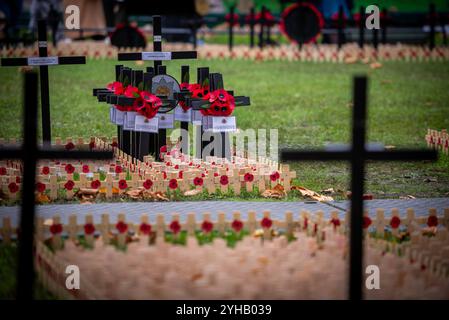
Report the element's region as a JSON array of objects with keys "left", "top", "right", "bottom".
[
  {"left": 1, "top": 198, "right": 448, "bottom": 227},
  {"left": 0, "top": 201, "right": 335, "bottom": 226}
]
